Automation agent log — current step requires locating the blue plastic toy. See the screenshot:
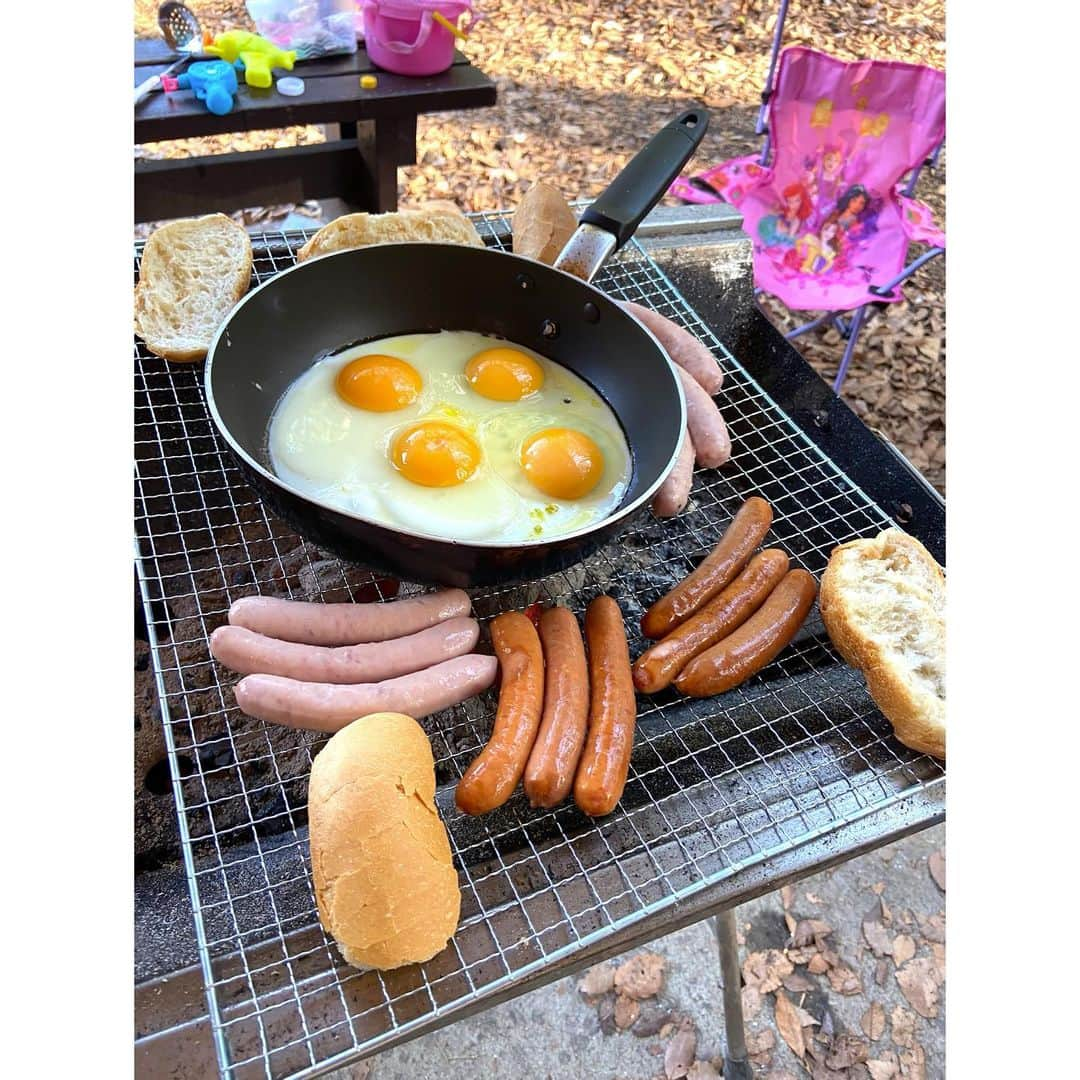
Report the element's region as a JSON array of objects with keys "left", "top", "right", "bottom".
[{"left": 163, "top": 60, "right": 239, "bottom": 116}]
